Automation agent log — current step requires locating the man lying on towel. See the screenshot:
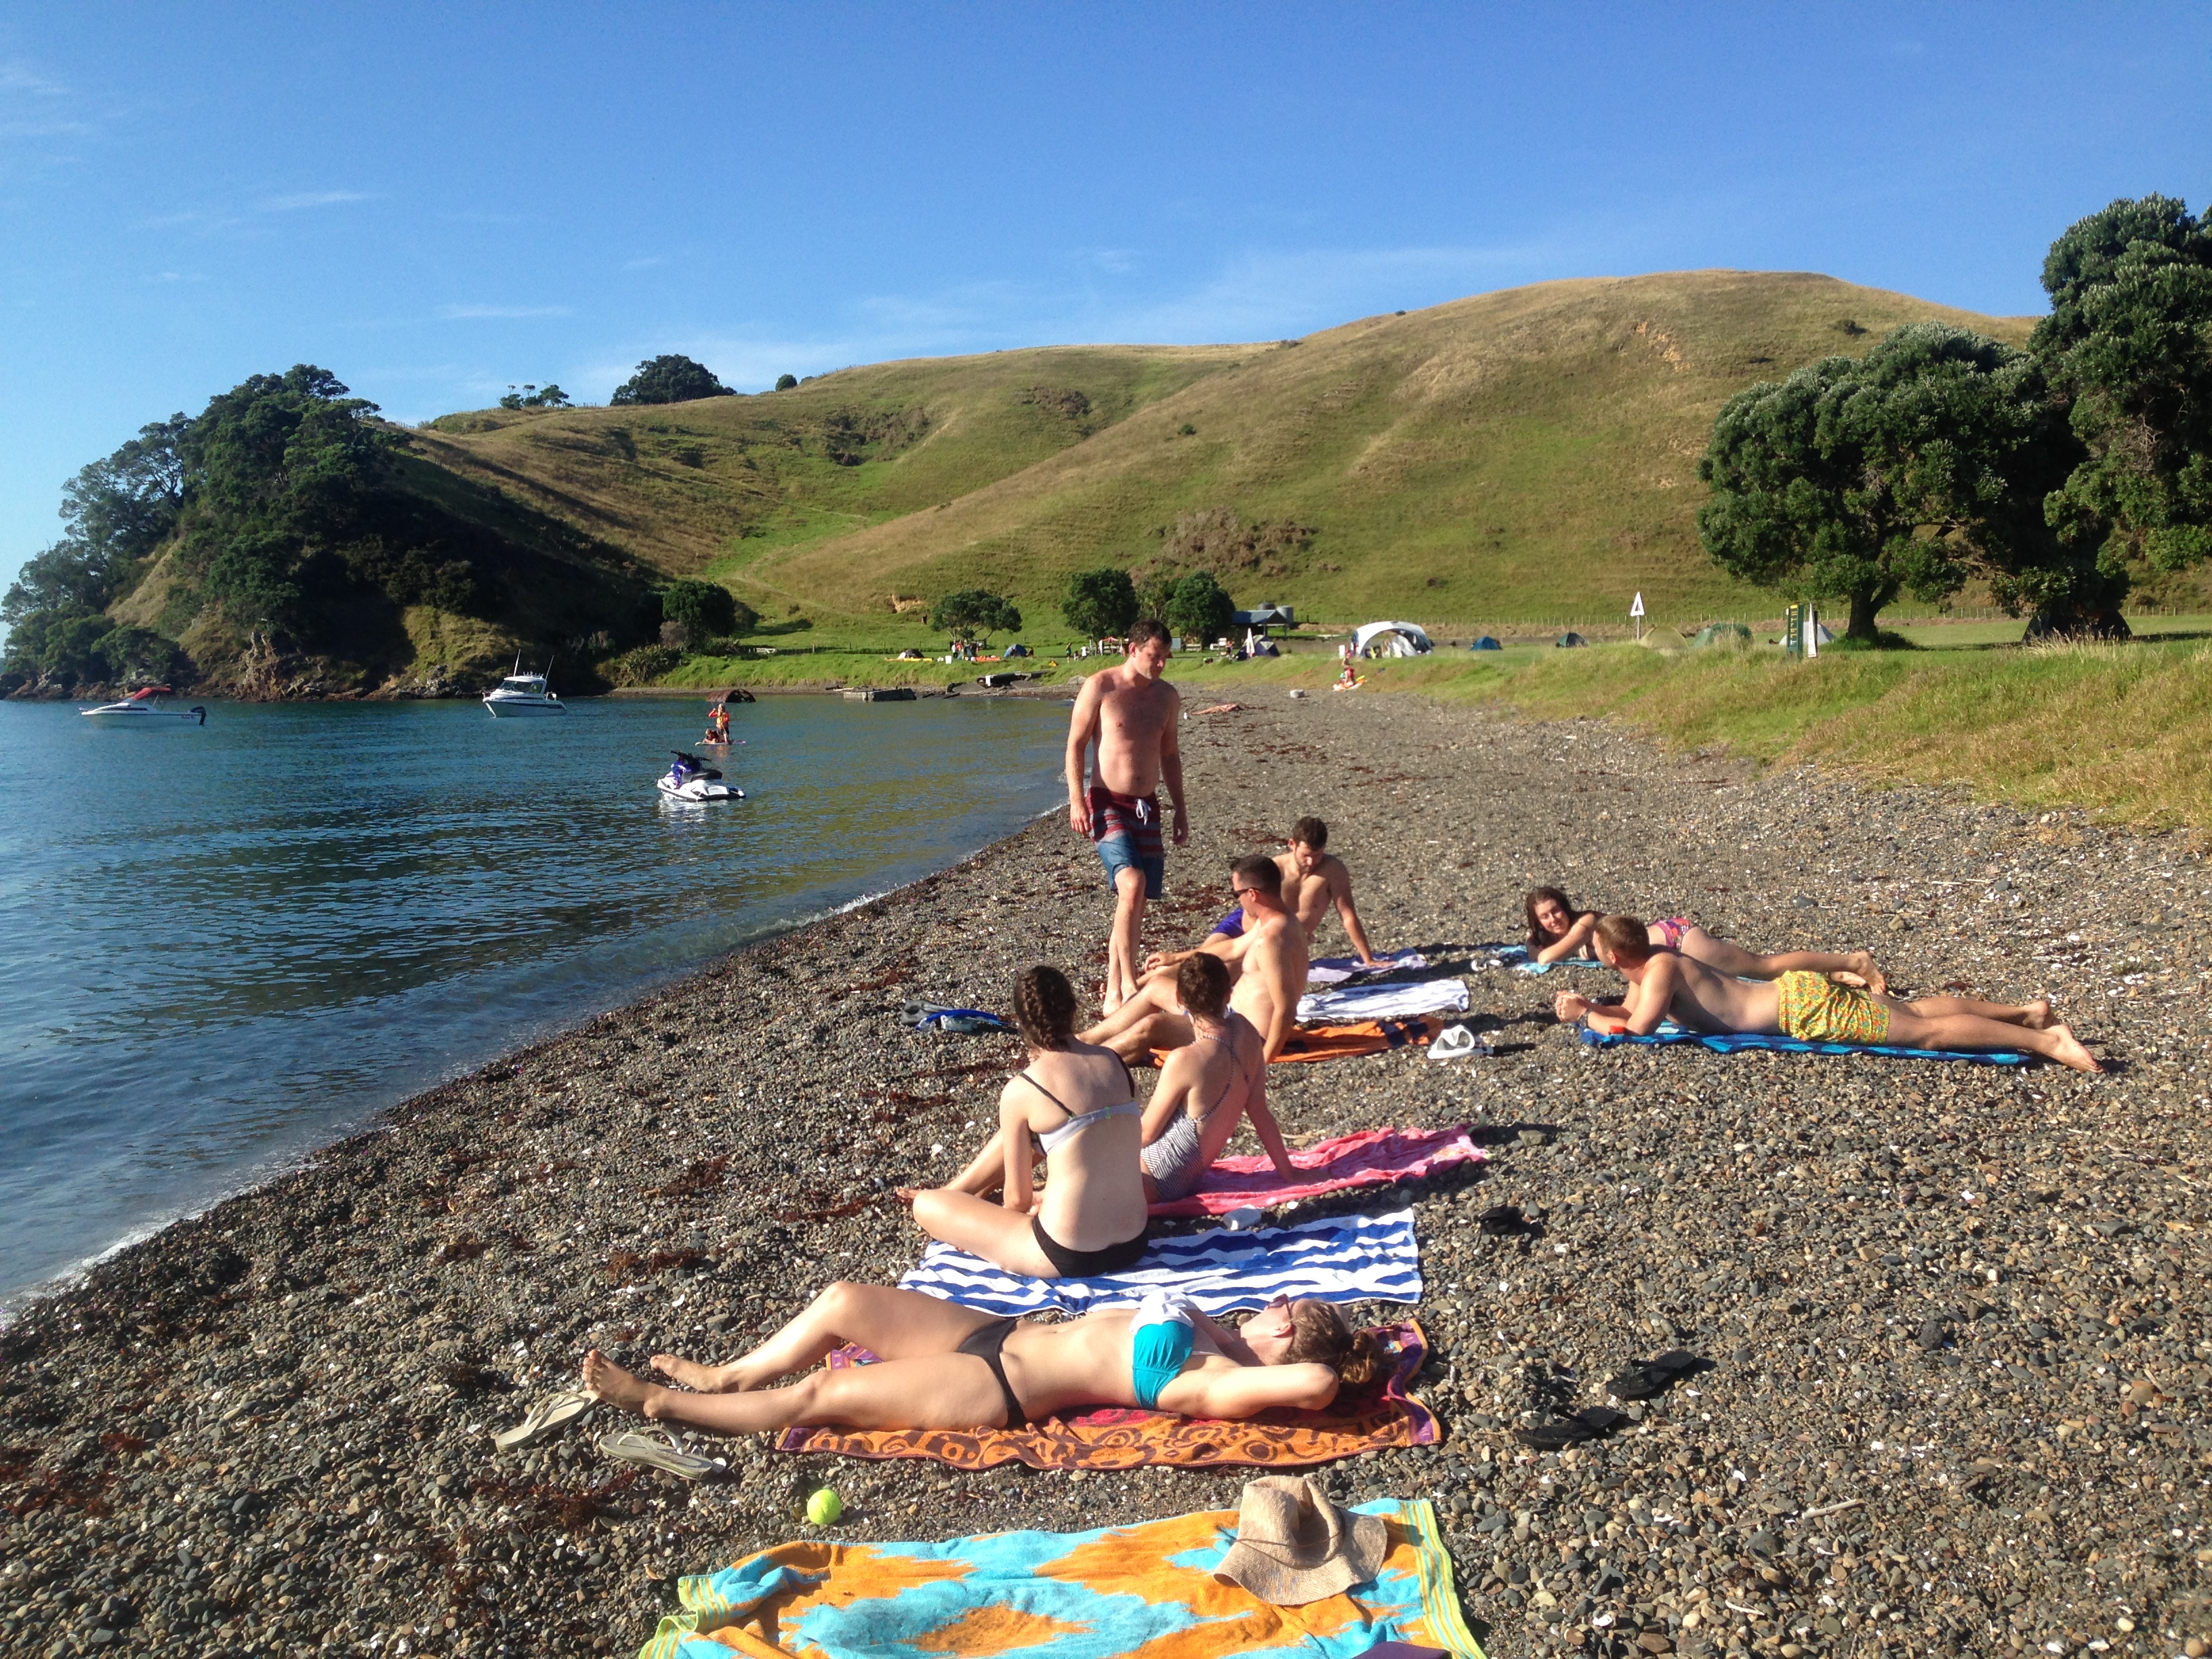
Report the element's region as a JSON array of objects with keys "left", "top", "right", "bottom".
[
  {"left": 1081, "top": 855, "right": 1308, "bottom": 1065},
  {"left": 1557, "top": 914, "right": 2102, "bottom": 1072}
]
